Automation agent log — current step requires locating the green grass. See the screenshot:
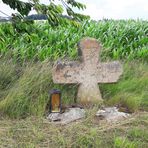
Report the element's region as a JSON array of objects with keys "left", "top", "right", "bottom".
[
  {"left": 0, "top": 59, "right": 77, "bottom": 118},
  {"left": 101, "top": 61, "right": 148, "bottom": 112}
]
